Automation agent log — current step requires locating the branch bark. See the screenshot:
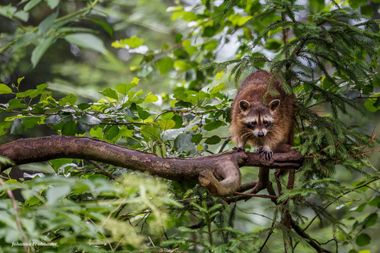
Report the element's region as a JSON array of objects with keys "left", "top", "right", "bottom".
[{"left": 0, "top": 136, "right": 303, "bottom": 196}]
